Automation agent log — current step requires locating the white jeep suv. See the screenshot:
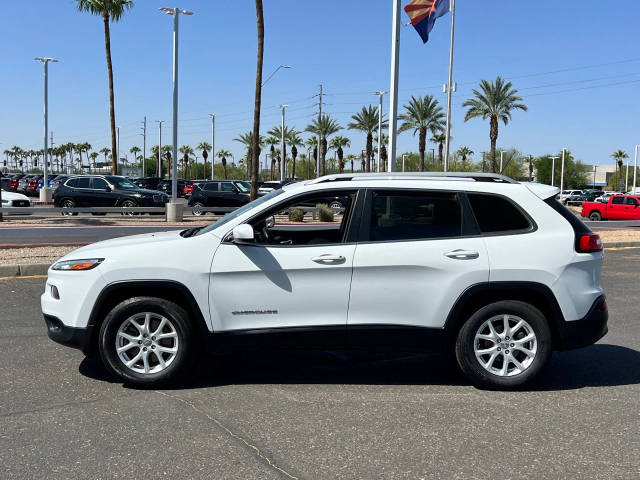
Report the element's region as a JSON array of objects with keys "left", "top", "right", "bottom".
[{"left": 42, "top": 173, "right": 608, "bottom": 389}]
